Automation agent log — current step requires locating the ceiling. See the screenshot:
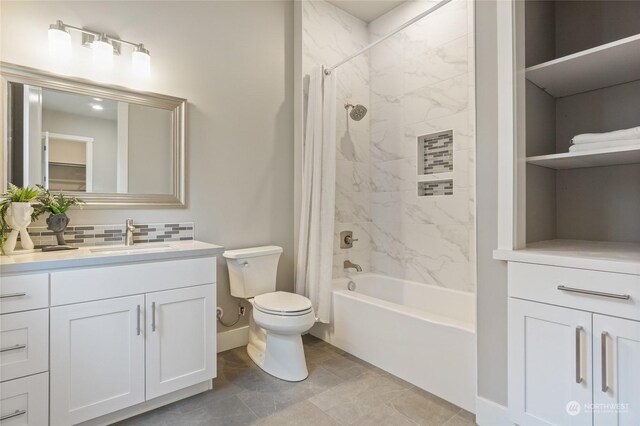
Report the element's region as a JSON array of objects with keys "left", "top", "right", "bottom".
[
  {"left": 326, "top": 0, "right": 407, "bottom": 23},
  {"left": 42, "top": 89, "right": 118, "bottom": 121}
]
